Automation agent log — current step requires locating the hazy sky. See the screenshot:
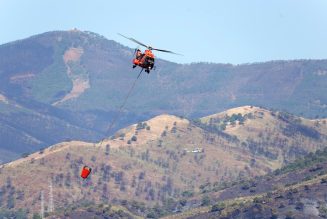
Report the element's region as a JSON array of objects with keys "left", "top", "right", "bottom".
[{"left": 0, "top": 0, "right": 326, "bottom": 64}]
